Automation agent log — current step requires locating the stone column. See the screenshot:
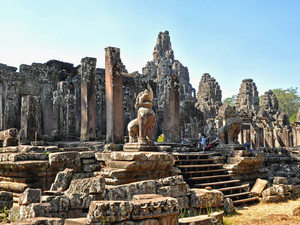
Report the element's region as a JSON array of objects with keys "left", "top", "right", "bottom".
[
  {"left": 42, "top": 84, "right": 54, "bottom": 137},
  {"left": 20, "top": 95, "right": 42, "bottom": 142},
  {"left": 80, "top": 57, "right": 97, "bottom": 141},
  {"left": 105, "top": 47, "right": 124, "bottom": 143},
  {"left": 164, "top": 75, "right": 180, "bottom": 142}
]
